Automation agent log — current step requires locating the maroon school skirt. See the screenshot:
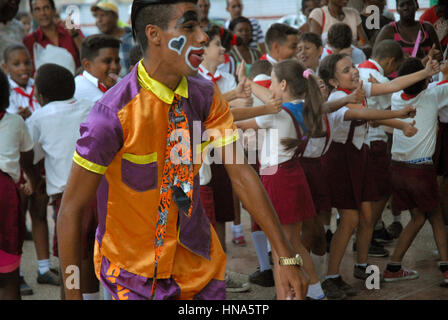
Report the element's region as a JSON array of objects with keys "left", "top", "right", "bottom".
[
  {"left": 260, "top": 159, "right": 316, "bottom": 225},
  {"left": 390, "top": 161, "right": 440, "bottom": 213},
  {"left": 209, "top": 164, "right": 235, "bottom": 223},
  {"left": 0, "top": 170, "right": 25, "bottom": 256},
  {"left": 299, "top": 157, "right": 332, "bottom": 213},
  {"left": 52, "top": 194, "right": 98, "bottom": 259},
  {"left": 433, "top": 122, "right": 448, "bottom": 177},
  {"left": 322, "top": 142, "right": 369, "bottom": 210},
  {"left": 364, "top": 140, "right": 392, "bottom": 201},
  {"left": 200, "top": 185, "right": 216, "bottom": 229}
]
